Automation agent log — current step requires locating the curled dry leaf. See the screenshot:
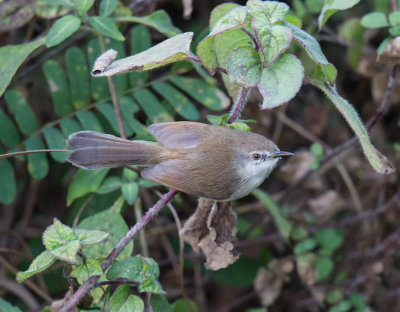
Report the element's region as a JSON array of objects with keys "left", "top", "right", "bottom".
[
  {"left": 308, "top": 190, "right": 346, "bottom": 224},
  {"left": 254, "top": 258, "right": 293, "bottom": 307},
  {"left": 180, "top": 198, "right": 239, "bottom": 270},
  {"left": 278, "top": 150, "right": 324, "bottom": 191},
  {"left": 92, "top": 49, "right": 117, "bottom": 75},
  {"left": 377, "top": 37, "right": 400, "bottom": 65}
]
